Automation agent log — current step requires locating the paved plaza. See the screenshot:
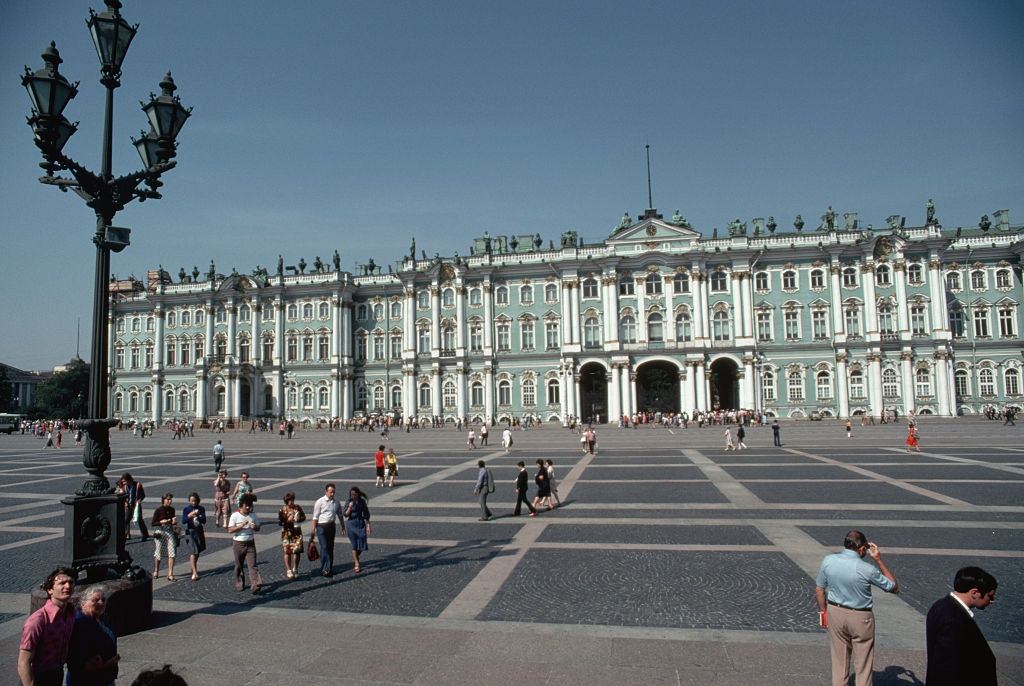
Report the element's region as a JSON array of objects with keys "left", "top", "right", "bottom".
[{"left": 0, "top": 419, "right": 1021, "bottom": 685}]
